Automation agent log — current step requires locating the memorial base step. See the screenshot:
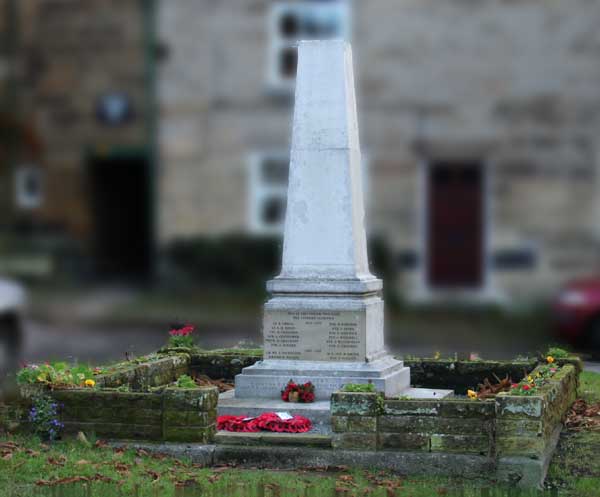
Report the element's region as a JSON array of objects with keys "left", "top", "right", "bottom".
[
  {"left": 217, "top": 391, "right": 332, "bottom": 434},
  {"left": 215, "top": 431, "right": 332, "bottom": 448}
]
